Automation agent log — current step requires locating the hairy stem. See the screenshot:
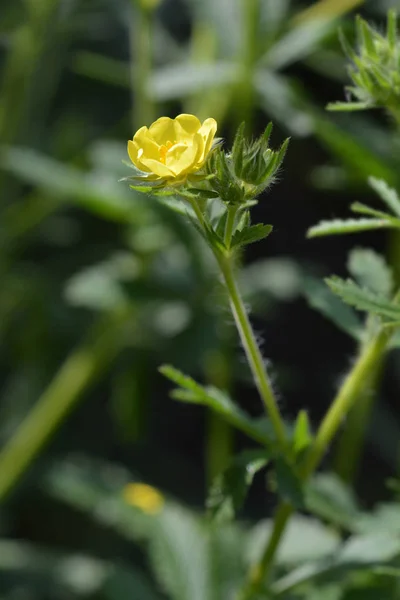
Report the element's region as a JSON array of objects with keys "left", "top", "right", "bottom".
[
  {"left": 217, "top": 254, "right": 287, "bottom": 449},
  {"left": 240, "top": 325, "right": 392, "bottom": 598}
]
